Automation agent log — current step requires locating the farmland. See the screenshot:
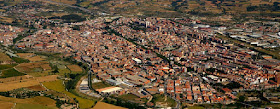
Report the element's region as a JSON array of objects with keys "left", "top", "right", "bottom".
[
  {"left": 0, "top": 68, "right": 25, "bottom": 78},
  {"left": 0, "top": 96, "right": 57, "bottom": 109},
  {"left": 92, "top": 82, "right": 112, "bottom": 89},
  {"left": 27, "top": 85, "right": 46, "bottom": 91},
  {"left": 15, "top": 61, "right": 52, "bottom": 77},
  {"left": 0, "top": 64, "right": 17, "bottom": 70},
  {"left": 67, "top": 64, "right": 83, "bottom": 73},
  {"left": 43, "top": 80, "right": 96, "bottom": 109},
  {"left": 14, "top": 103, "right": 57, "bottom": 109},
  {"left": 0, "top": 76, "right": 39, "bottom": 91},
  {"left": 0, "top": 53, "right": 13, "bottom": 62}
]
